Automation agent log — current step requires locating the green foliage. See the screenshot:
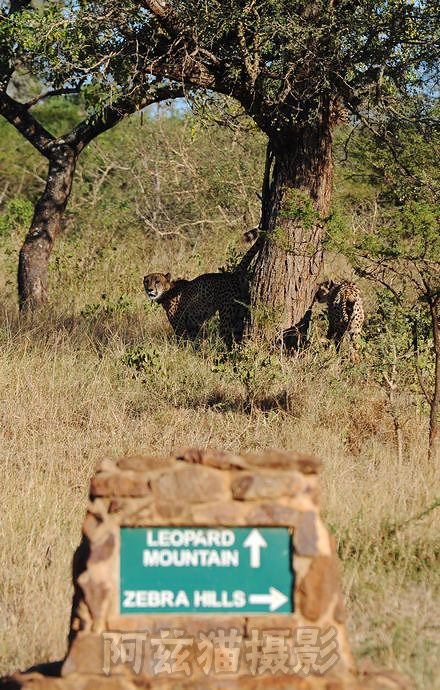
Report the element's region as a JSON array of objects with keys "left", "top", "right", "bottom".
[
  {"left": 0, "top": 197, "right": 33, "bottom": 239},
  {"left": 32, "top": 97, "right": 84, "bottom": 136},
  {"left": 248, "top": 301, "right": 282, "bottom": 343},
  {"left": 324, "top": 202, "right": 348, "bottom": 241},
  {"left": 362, "top": 289, "right": 432, "bottom": 392},
  {"left": 279, "top": 190, "right": 322, "bottom": 228},
  {"left": 121, "top": 345, "right": 165, "bottom": 376},
  {"left": 340, "top": 200, "right": 440, "bottom": 267},
  {"left": 3, "top": 0, "right": 438, "bottom": 139},
  {"left": 81, "top": 294, "right": 133, "bottom": 318},
  {"left": 341, "top": 100, "right": 440, "bottom": 206},
  {"left": 218, "top": 246, "right": 243, "bottom": 273},
  {"left": 212, "top": 346, "right": 280, "bottom": 405},
  {"left": 329, "top": 98, "right": 440, "bottom": 350}
]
